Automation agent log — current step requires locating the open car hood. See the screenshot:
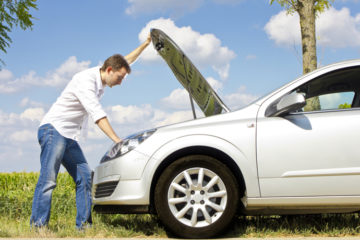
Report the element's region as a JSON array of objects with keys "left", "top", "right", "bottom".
[{"left": 151, "top": 28, "right": 230, "bottom": 117}]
